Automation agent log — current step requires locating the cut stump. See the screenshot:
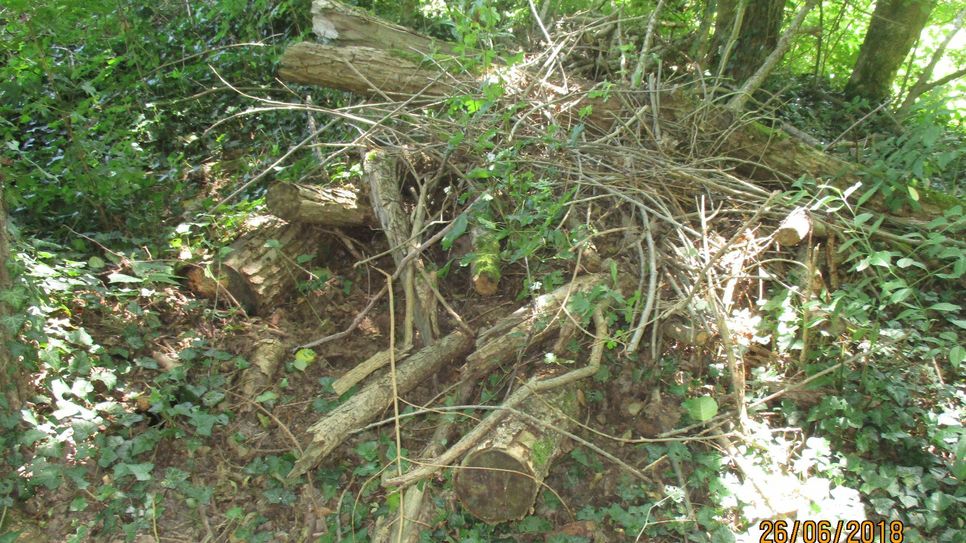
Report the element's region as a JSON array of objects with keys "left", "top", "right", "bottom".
[{"left": 454, "top": 384, "right": 579, "bottom": 523}]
